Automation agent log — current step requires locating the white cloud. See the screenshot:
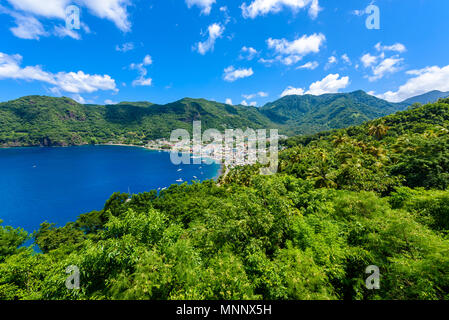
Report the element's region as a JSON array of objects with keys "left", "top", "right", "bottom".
[
  {"left": 81, "top": 0, "right": 131, "bottom": 32},
  {"left": 267, "top": 33, "right": 325, "bottom": 56},
  {"left": 239, "top": 46, "right": 259, "bottom": 60},
  {"left": 241, "top": 100, "right": 257, "bottom": 106},
  {"left": 116, "top": 42, "right": 135, "bottom": 52},
  {"left": 130, "top": 55, "right": 153, "bottom": 87},
  {"left": 377, "top": 65, "right": 449, "bottom": 102},
  {"left": 267, "top": 33, "right": 325, "bottom": 65},
  {"left": 186, "top": 0, "right": 216, "bottom": 15},
  {"left": 242, "top": 0, "right": 321, "bottom": 19},
  {"left": 296, "top": 61, "right": 319, "bottom": 70},
  {"left": 361, "top": 42, "right": 405, "bottom": 82},
  {"left": 258, "top": 58, "right": 275, "bottom": 65},
  {"left": 105, "top": 99, "right": 118, "bottom": 105},
  {"left": 281, "top": 86, "right": 305, "bottom": 97},
  {"left": 5, "top": 0, "right": 68, "bottom": 18},
  {"left": 195, "top": 23, "right": 224, "bottom": 55},
  {"left": 223, "top": 66, "right": 254, "bottom": 82},
  {"left": 281, "top": 73, "right": 349, "bottom": 97},
  {"left": 307, "top": 74, "right": 349, "bottom": 95},
  {"left": 361, "top": 53, "right": 378, "bottom": 68},
  {"left": 9, "top": 14, "right": 48, "bottom": 39},
  {"left": 375, "top": 42, "right": 406, "bottom": 53},
  {"left": 0, "top": 5, "right": 48, "bottom": 39},
  {"left": 4, "top": 0, "right": 131, "bottom": 33},
  {"left": 341, "top": 54, "right": 351, "bottom": 65},
  {"left": 242, "top": 91, "right": 268, "bottom": 100},
  {"left": 53, "top": 25, "right": 81, "bottom": 39},
  {"left": 368, "top": 55, "right": 403, "bottom": 82},
  {"left": 324, "top": 55, "right": 338, "bottom": 69},
  {"left": 0, "top": 52, "right": 117, "bottom": 93},
  {"left": 72, "top": 94, "right": 86, "bottom": 104},
  {"left": 225, "top": 98, "right": 233, "bottom": 105}
]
